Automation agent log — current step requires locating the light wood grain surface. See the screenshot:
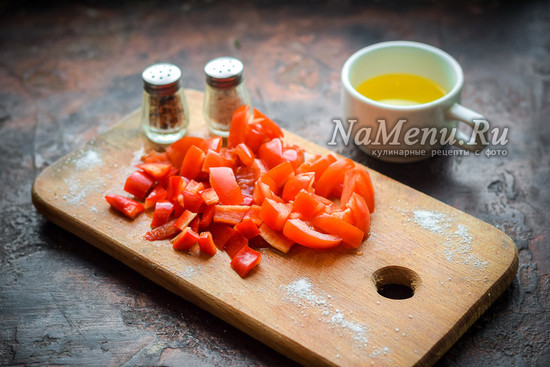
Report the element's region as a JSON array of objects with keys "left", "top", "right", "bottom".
[{"left": 32, "top": 89, "right": 518, "bottom": 367}]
